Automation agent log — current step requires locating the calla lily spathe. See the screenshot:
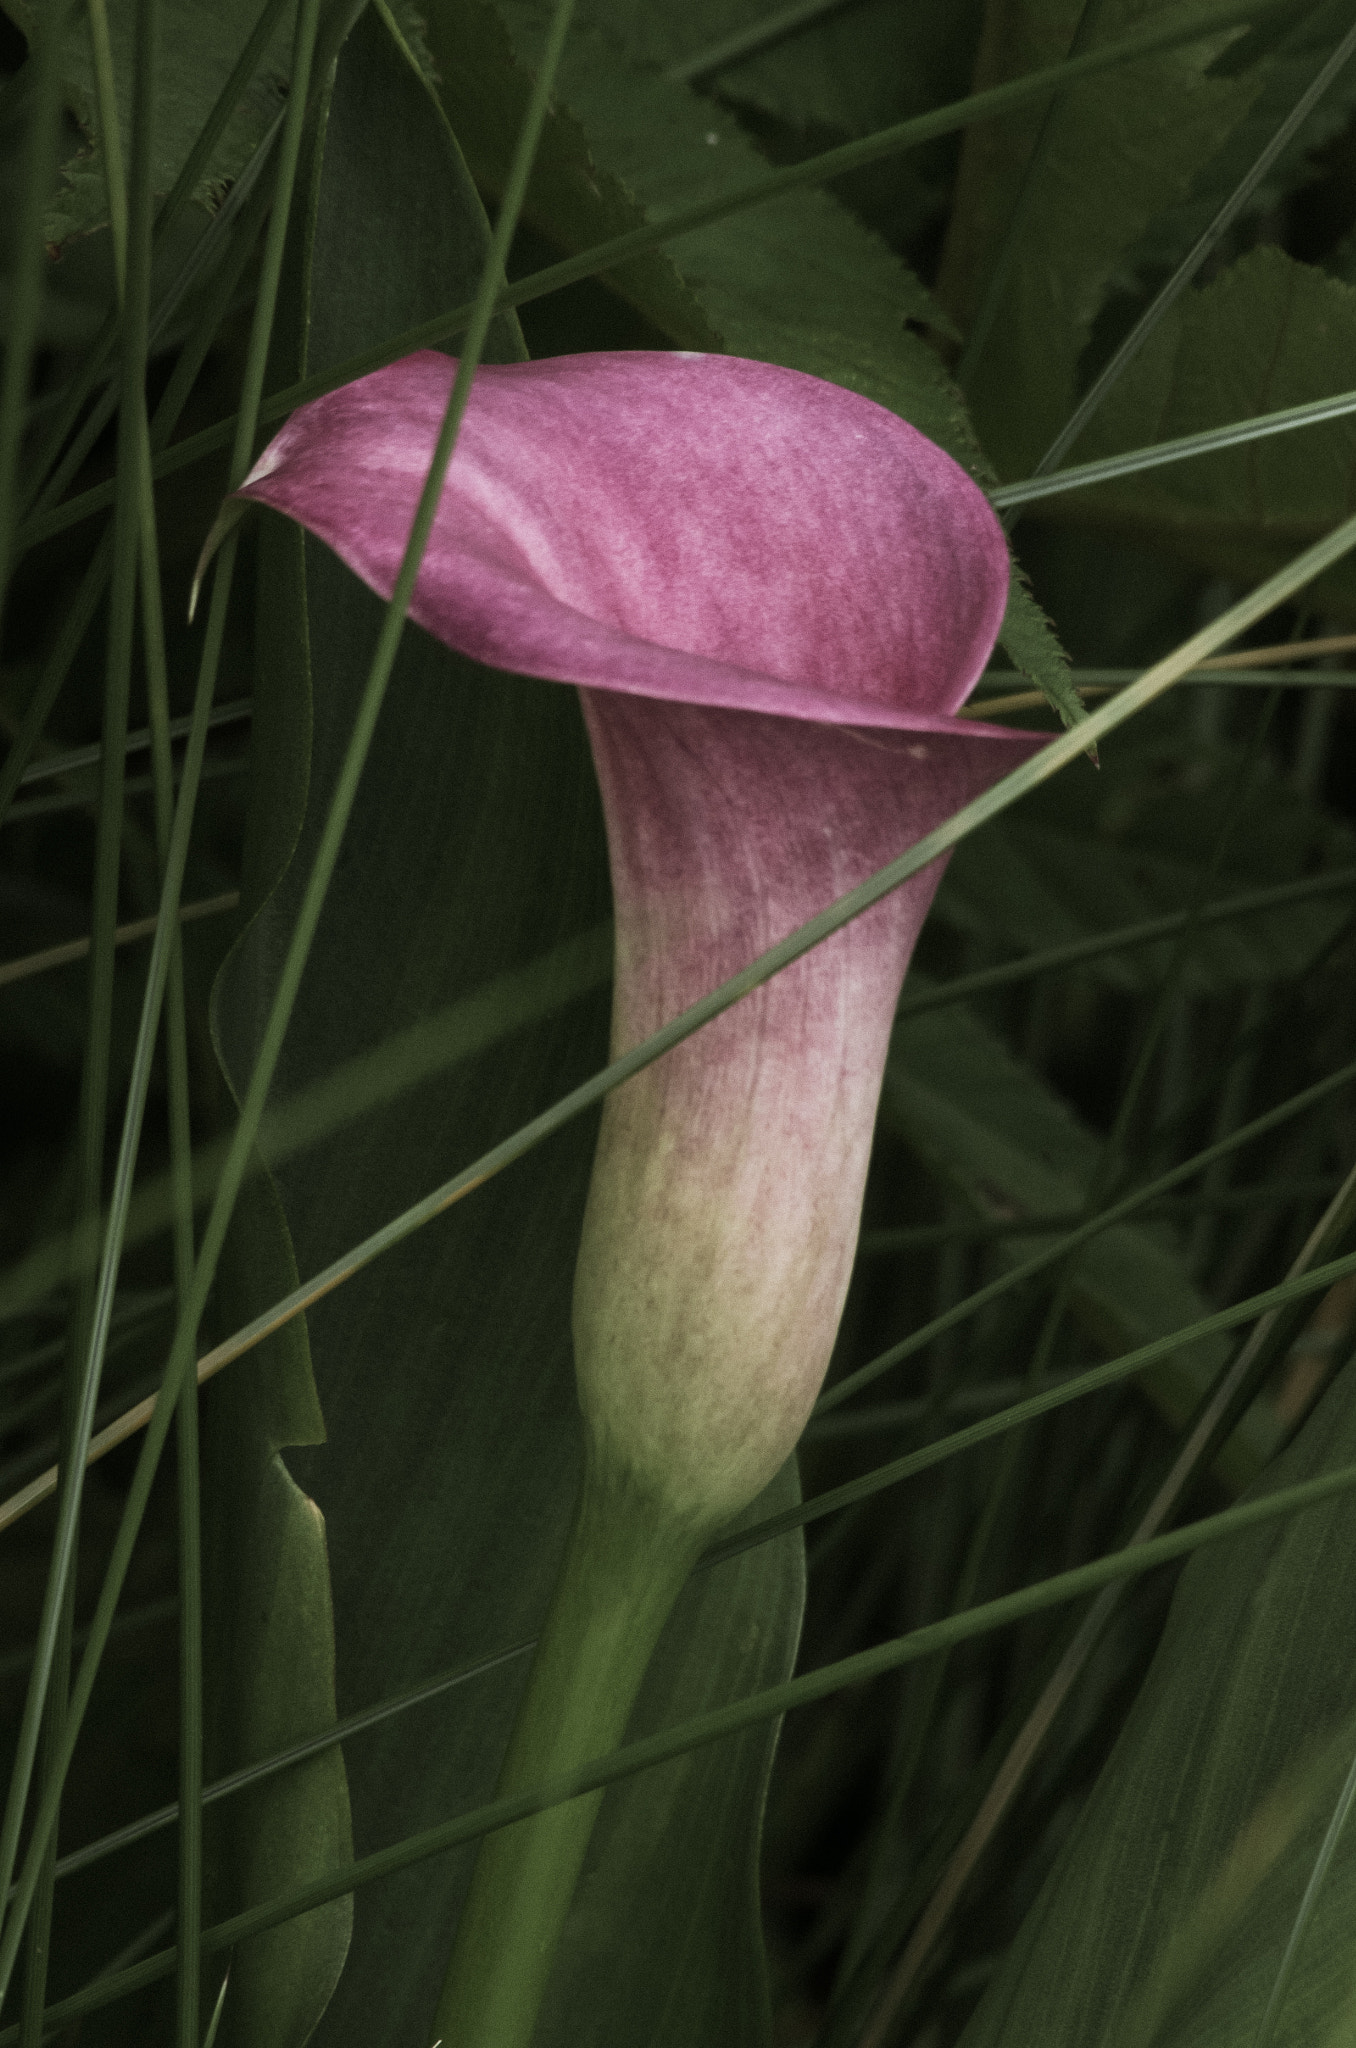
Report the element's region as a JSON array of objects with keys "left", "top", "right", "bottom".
[
  {"left": 236, "top": 347, "right": 1041, "bottom": 1526},
  {"left": 236, "top": 346, "right": 1048, "bottom": 2046}
]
